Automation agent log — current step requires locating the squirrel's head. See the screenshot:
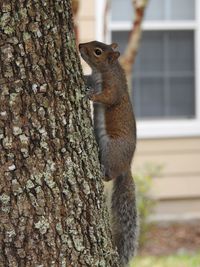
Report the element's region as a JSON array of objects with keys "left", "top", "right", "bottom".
[{"left": 79, "top": 41, "right": 120, "bottom": 70}]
